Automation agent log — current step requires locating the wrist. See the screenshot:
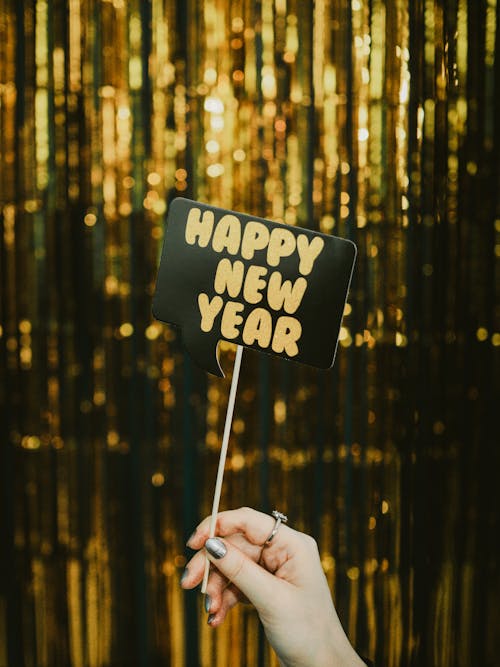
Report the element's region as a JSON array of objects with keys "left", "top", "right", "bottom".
[{"left": 276, "top": 642, "right": 367, "bottom": 667}]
